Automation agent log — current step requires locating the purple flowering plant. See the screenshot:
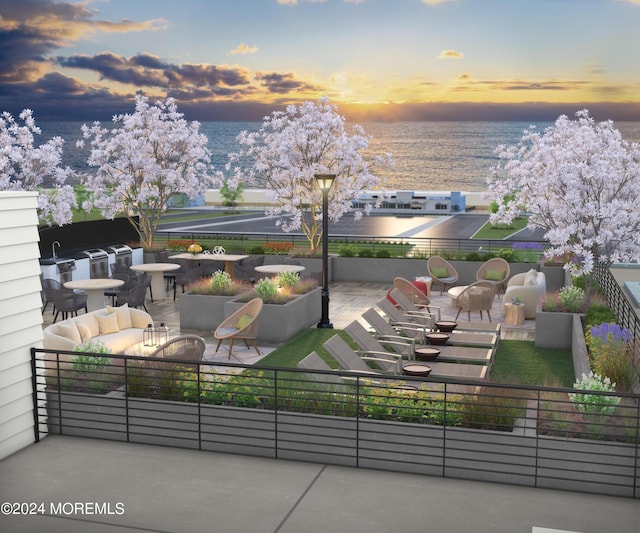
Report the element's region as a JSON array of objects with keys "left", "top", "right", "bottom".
[
  {"left": 512, "top": 242, "right": 544, "bottom": 263},
  {"left": 590, "top": 323, "right": 633, "bottom": 346},
  {"left": 587, "top": 322, "right": 635, "bottom": 391}
]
